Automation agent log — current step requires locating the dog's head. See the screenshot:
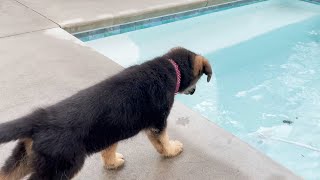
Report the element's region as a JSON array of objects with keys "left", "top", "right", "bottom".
[{"left": 164, "top": 47, "right": 212, "bottom": 95}]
